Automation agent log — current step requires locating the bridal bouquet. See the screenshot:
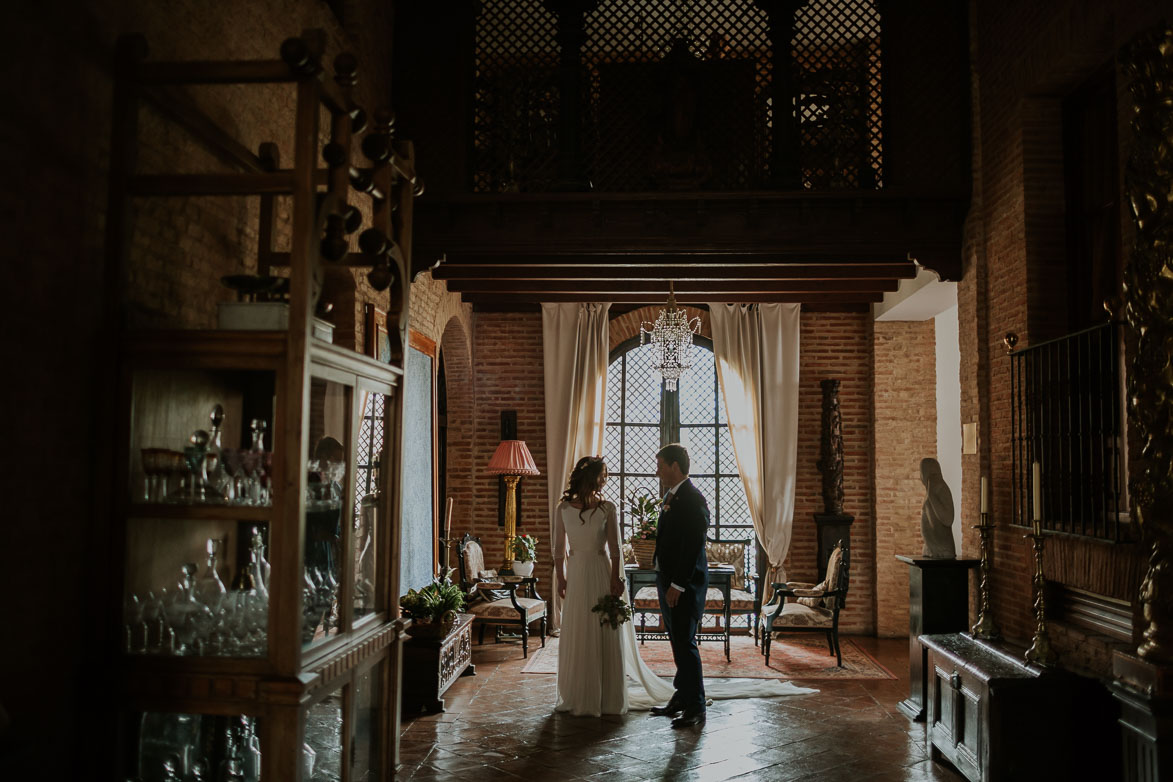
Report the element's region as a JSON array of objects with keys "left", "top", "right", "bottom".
[{"left": 591, "top": 594, "right": 633, "bottom": 629}]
